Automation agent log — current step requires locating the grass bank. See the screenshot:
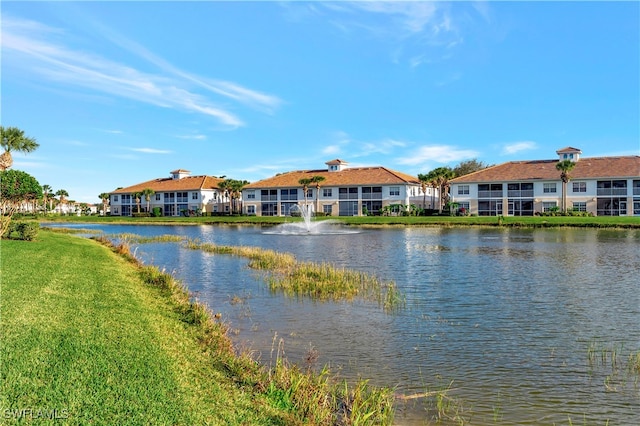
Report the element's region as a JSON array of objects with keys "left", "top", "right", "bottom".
[
  {"left": 35, "top": 214, "right": 640, "bottom": 229},
  {"left": 1, "top": 231, "right": 395, "bottom": 424}
]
